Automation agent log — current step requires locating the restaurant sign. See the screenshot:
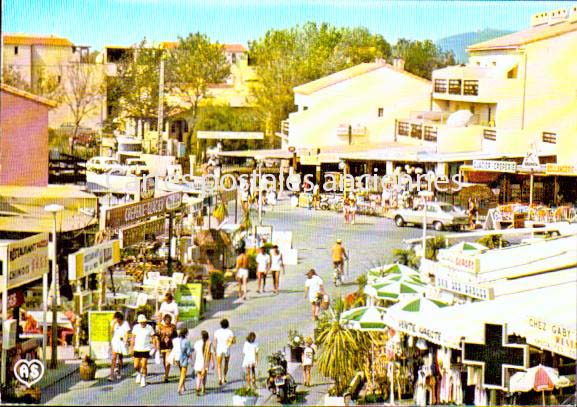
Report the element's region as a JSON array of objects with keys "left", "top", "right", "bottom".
[
  {"left": 119, "top": 218, "right": 166, "bottom": 248},
  {"left": 525, "top": 316, "right": 577, "bottom": 359},
  {"left": 544, "top": 163, "right": 577, "bottom": 176},
  {"left": 437, "top": 251, "right": 480, "bottom": 274},
  {"left": 396, "top": 319, "right": 444, "bottom": 346},
  {"left": 102, "top": 192, "right": 182, "bottom": 230},
  {"left": 435, "top": 275, "right": 494, "bottom": 300},
  {"left": 472, "top": 160, "right": 517, "bottom": 173},
  {"left": 68, "top": 240, "right": 121, "bottom": 280},
  {"left": 1, "top": 233, "right": 49, "bottom": 291}
]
